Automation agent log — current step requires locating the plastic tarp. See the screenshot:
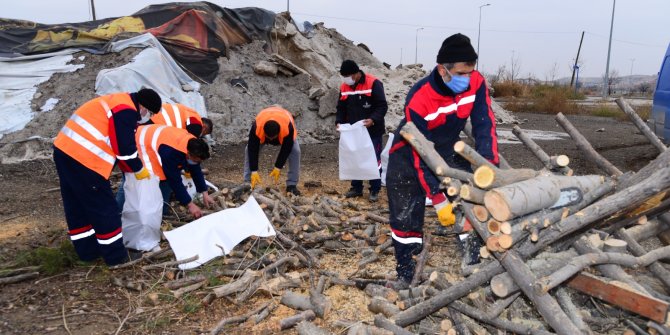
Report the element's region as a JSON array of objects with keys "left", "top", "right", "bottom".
[
  {"left": 0, "top": 49, "right": 83, "bottom": 140},
  {"left": 95, "top": 33, "right": 206, "bottom": 116},
  {"left": 164, "top": 196, "right": 276, "bottom": 270},
  {"left": 0, "top": 2, "right": 276, "bottom": 83}
]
